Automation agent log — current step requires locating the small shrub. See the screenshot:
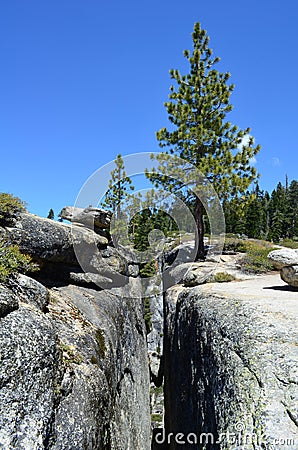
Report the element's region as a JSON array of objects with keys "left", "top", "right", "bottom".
[
  {"left": 223, "top": 238, "right": 248, "bottom": 253},
  {"left": 151, "top": 413, "right": 163, "bottom": 423},
  {"left": 59, "top": 342, "right": 83, "bottom": 366},
  {"left": 0, "top": 240, "right": 39, "bottom": 282},
  {"left": 150, "top": 385, "right": 163, "bottom": 396},
  {"left": 140, "top": 260, "right": 156, "bottom": 278},
  {"left": 211, "top": 272, "right": 235, "bottom": 283},
  {"left": 239, "top": 241, "right": 276, "bottom": 273},
  {"left": 280, "top": 239, "right": 298, "bottom": 249},
  {"left": 0, "top": 193, "right": 26, "bottom": 225}
]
